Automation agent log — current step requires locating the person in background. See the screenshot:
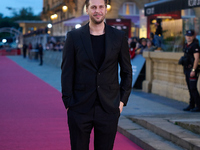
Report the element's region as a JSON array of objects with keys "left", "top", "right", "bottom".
[
  {"left": 128, "top": 38, "right": 132, "bottom": 48},
  {"left": 28, "top": 43, "right": 32, "bottom": 50},
  {"left": 22, "top": 44, "right": 27, "bottom": 58},
  {"left": 149, "top": 32, "right": 155, "bottom": 46},
  {"left": 143, "top": 39, "right": 156, "bottom": 52},
  {"left": 132, "top": 37, "right": 140, "bottom": 50},
  {"left": 154, "top": 19, "right": 163, "bottom": 50},
  {"left": 181, "top": 30, "right": 200, "bottom": 112},
  {"left": 136, "top": 38, "right": 147, "bottom": 54},
  {"left": 28, "top": 43, "right": 32, "bottom": 59},
  {"left": 38, "top": 44, "right": 43, "bottom": 66},
  {"left": 45, "top": 42, "right": 50, "bottom": 50},
  {"left": 129, "top": 38, "right": 136, "bottom": 59}
]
